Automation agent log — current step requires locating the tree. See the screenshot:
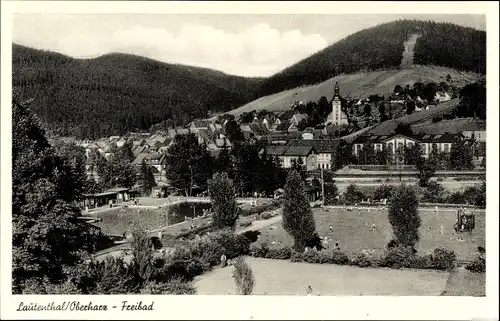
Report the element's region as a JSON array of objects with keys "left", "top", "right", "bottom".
[
  {"left": 358, "top": 143, "right": 376, "bottom": 165},
  {"left": 232, "top": 143, "right": 261, "bottom": 195},
  {"left": 166, "top": 133, "right": 211, "bottom": 196},
  {"left": 388, "top": 185, "right": 421, "bottom": 249},
  {"left": 332, "top": 140, "right": 353, "bottom": 170},
  {"left": 216, "top": 143, "right": 232, "bottom": 174},
  {"left": 456, "top": 80, "right": 486, "bottom": 119},
  {"left": 311, "top": 178, "right": 321, "bottom": 188},
  {"left": 232, "top": 257, "right": 255, "bottom": 295},
  {"left": 290, "top": 158, "right": 306, "bottom": 181},
  {"left": 225, "top": 120, "right": 245, "bottom": 144},
  {"left": 374, "top": 184, "right": 394, "bottom": 201},
  {"left": 208, "top": 172, "right": 240, "bottom": 230},
  {"left": 130, "top": 225, "right": 154, "bottom": 285},
  {"left": 116, "top": 141, "right": 135, "bottom": 163},
  {"left": 139, "top": 160, "right": 156, "bottom": 195},
  {"left": 375, "top": 147, "right": 389, "bottom": 165},
  {"left": 109, "top": 158, "right": 137, "bottom": 189},
  {"left": 51, "top": 139, "right": 88, "bottom": 199},
  {"left": 343, "top": 184, "right": 365, "bottom": 204},
  {"left": 449, "top": 137, "right": 474, "bottom": 170},
  {"left": 323, "top": 182, "right": 339, "bottom": 205},
  {"left": 405, "top": 100, "right": 416, "bottom": 115},
  {"left": 404, "top": 143, "right": 422, "bottom": 165},
  {"left": 422, "top": 182, "right": 446, "bottom": 203},
  {"left": 12, "top": 99, "right": 99, "bottom": 293},
  {"left": 363, "top": 104, "right": 372, "bottom": 117},
  {"left": 282, "top": 170, "right": 317, "bottom": 252},
  {"left": 378, "top": 101, "right": 388, "bottom": 122},
  {"left": 416, "top": 155, "right": 437, "bottom": 187}
]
